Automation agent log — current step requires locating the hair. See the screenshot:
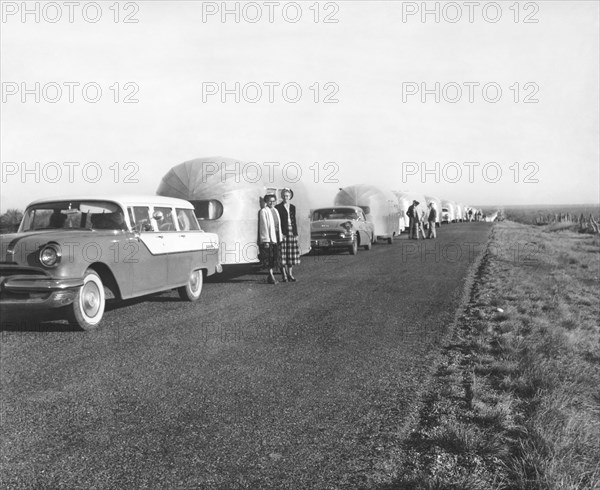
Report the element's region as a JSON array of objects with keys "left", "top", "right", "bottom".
[{"left": 263, "top": 194, "right": 276, "bottom": 203}]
